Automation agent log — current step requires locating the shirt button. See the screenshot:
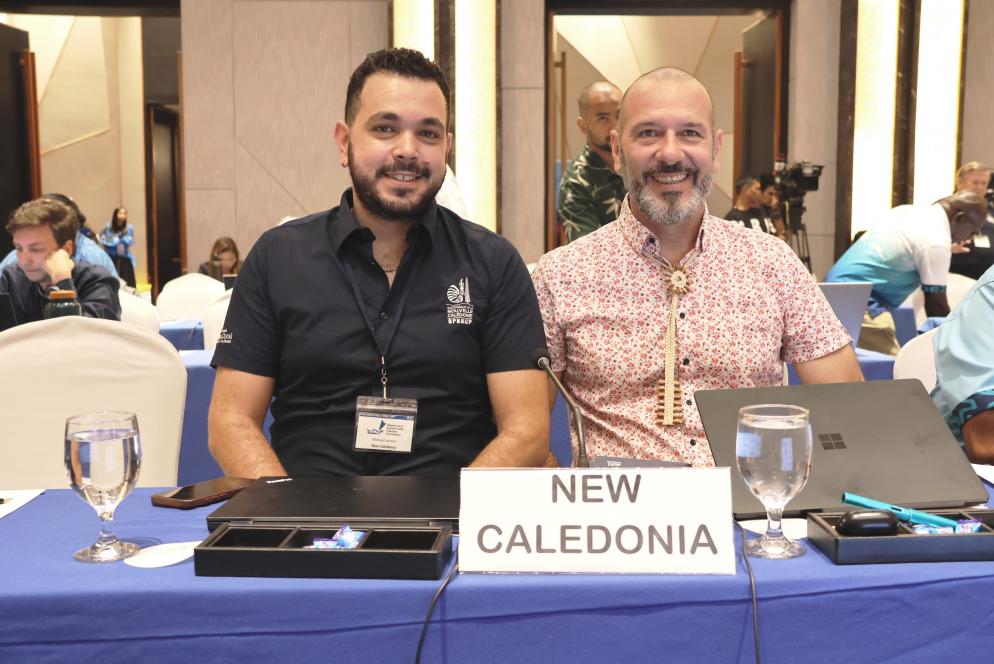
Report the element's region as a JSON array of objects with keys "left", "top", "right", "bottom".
[
  {"left": 679, "top": 312, "right": 686, "bottom": 319},
  {"left": 682, "top": 358, "right": 690, "bottom": 366},
  {"left": 685, "top": 399, "right": 692, "bottom": 406},
  {"left": 378, "top": 312, "right": 388, "bottom": 320},
  {"left": 689, "top": 439, "right": 697, "bottom": 446}
]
